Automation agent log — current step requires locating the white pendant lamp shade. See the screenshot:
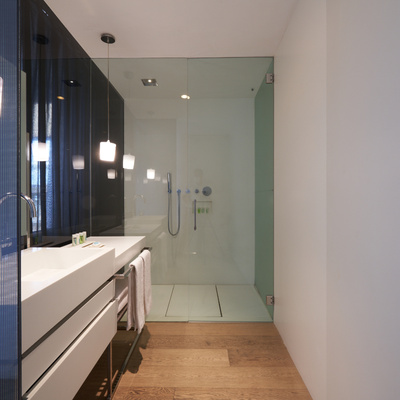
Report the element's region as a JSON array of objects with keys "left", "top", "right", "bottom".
[
  {"left": 72, "top": 155, "right": 85, "bottom": 170},
  {"left": 100, "top": 140, "right": 116, "bottom": 161},
  {"left": 107, "top": 169, "right": 116, "bottom": 179},
  {"left": 147, "top": 168, "right": 156, "bottom": 179},
  {"left": 32, "top": 141, "right": 49, "bottom": 162},
  {"left": 99, "top": 33, "right": 117, "bottom": 162},
  {"left": 123, "top": 154, "right": 135, "bottom": 169}
]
